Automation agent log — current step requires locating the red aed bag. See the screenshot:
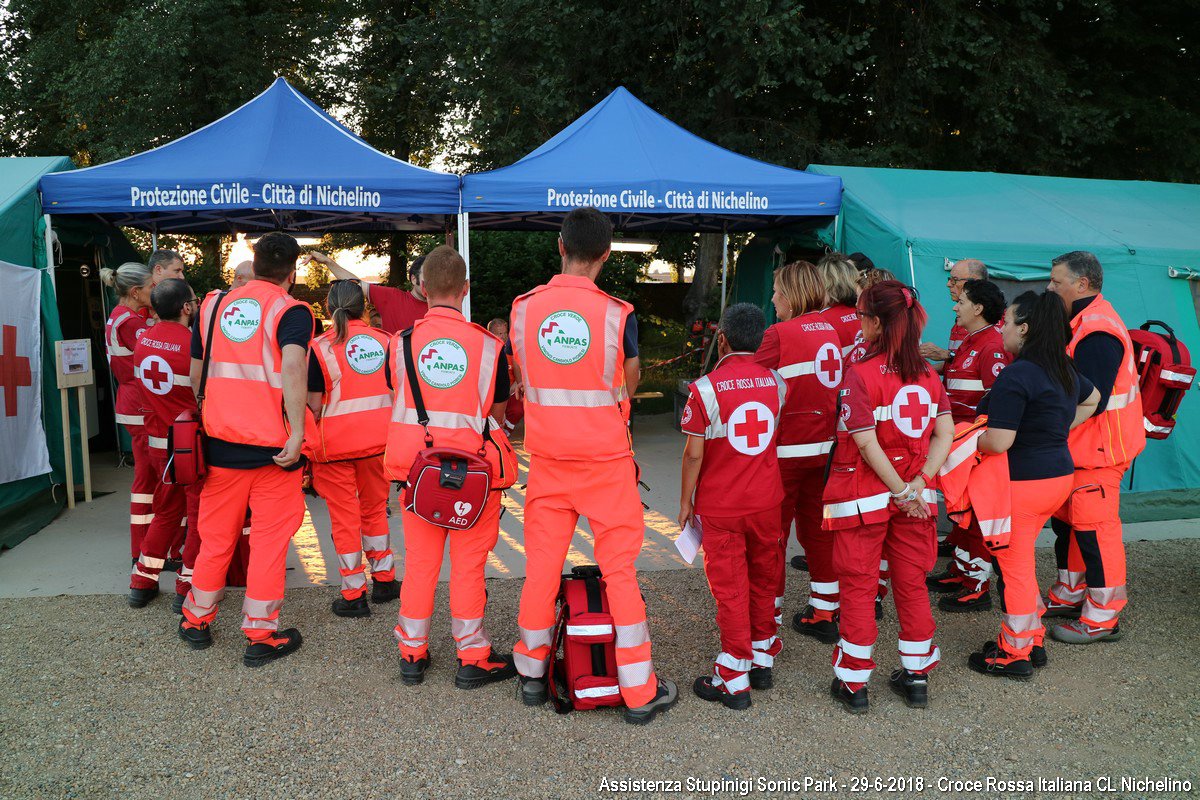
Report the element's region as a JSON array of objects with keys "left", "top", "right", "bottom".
[
  {"left": 548, "top": 565, "right": 623, "bottom": 713},
  {"left": 165, "top": 409, "right": 206, "bottom": 486},
  {"left": 403, "top": 448, "right": 491, "bottom": 530},
  {"left": 1130, "top": 320, "right": 1195, "bottom": 440}
]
